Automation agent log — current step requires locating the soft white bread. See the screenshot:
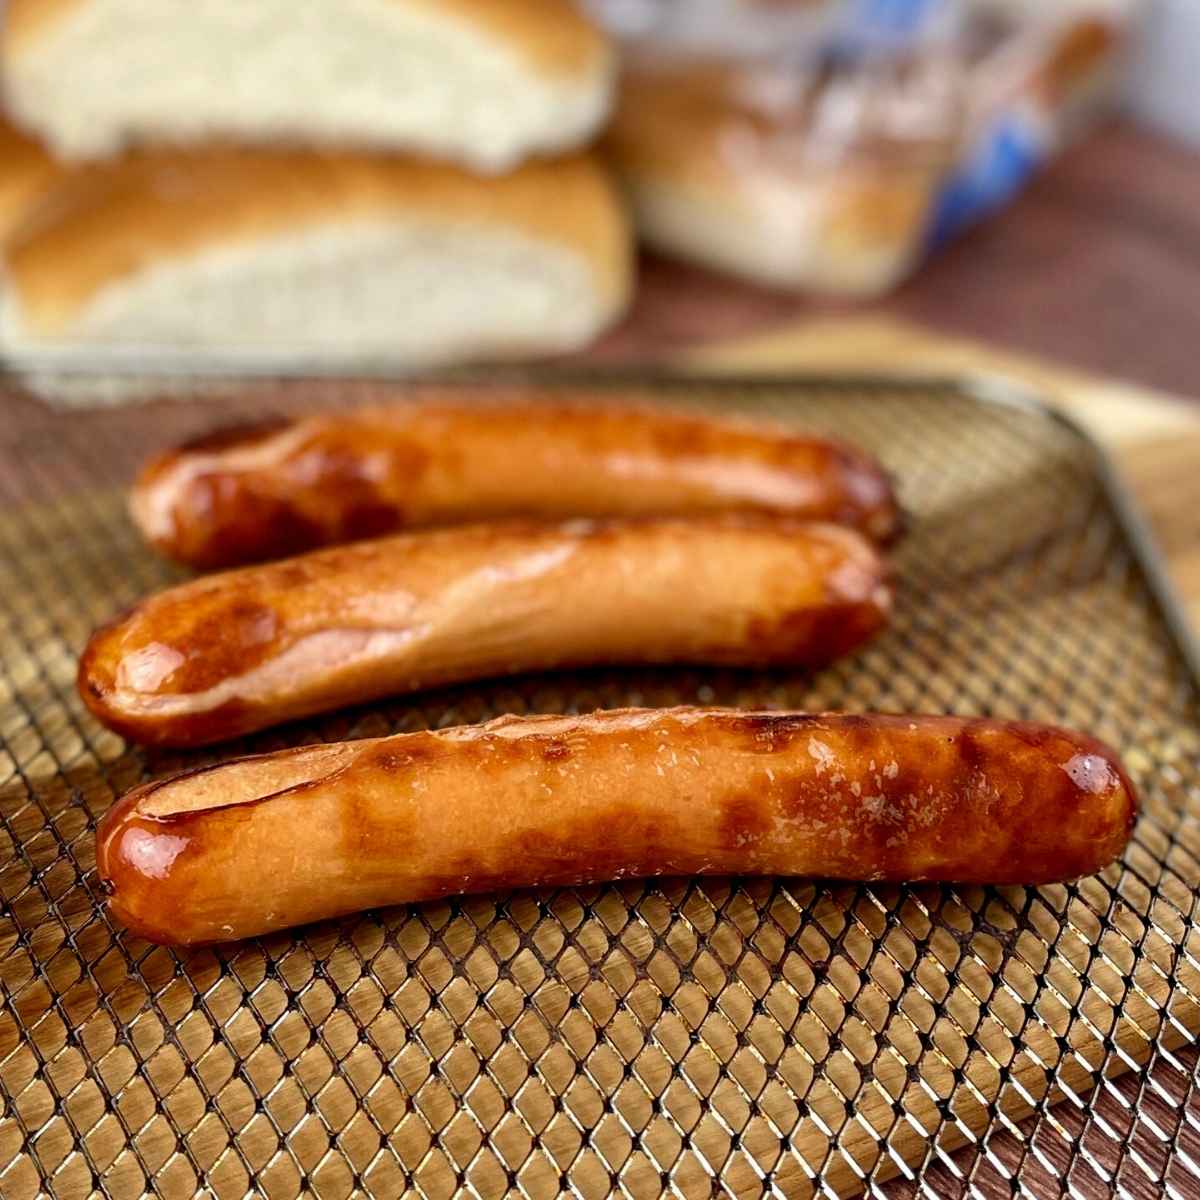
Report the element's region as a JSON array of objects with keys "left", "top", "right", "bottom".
[
  {"left": 2, "top": 0, "right": 615, "bottom": 170},
  {"left": 0, "top": 148, "right": 632, "bottom": 361},
  {"left": 604, "top": 57, "right": 952, "bottom": 296},
  {"left": 0, "top": 115, "right": 60, "bottom": 241}
]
